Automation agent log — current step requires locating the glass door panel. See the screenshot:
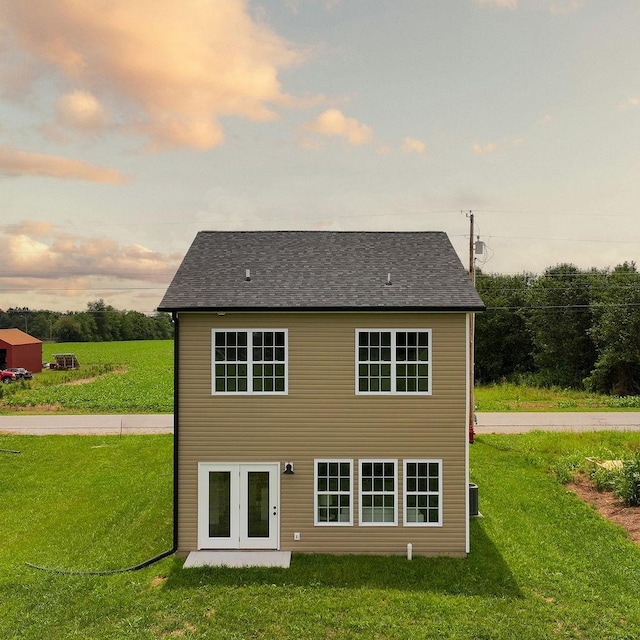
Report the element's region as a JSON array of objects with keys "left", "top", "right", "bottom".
[
  {"left": 208, "top": 471, "right": 231, "bottom": 538},
  {"left": 246, "top": 471, "right": 270, "bottom": 539}
]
